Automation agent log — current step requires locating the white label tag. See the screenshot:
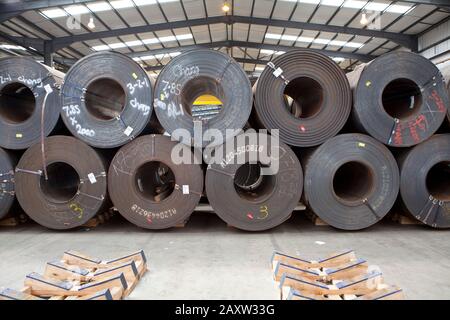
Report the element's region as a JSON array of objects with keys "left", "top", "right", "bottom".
[
  {"left": 88, "top": 173, "right": 97, "bottom": 184},
  {"left": 273, "top": 67, "right": 283, "bottom": 78},
  {"left": 44, "top": 84, "right": 53, "bottom": 94},
  {"left": 124, "top": 126, "right": 133, "bottom": 136},
  {"left": 182, "top": 185, "right": 189, "bottom": 195}
]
